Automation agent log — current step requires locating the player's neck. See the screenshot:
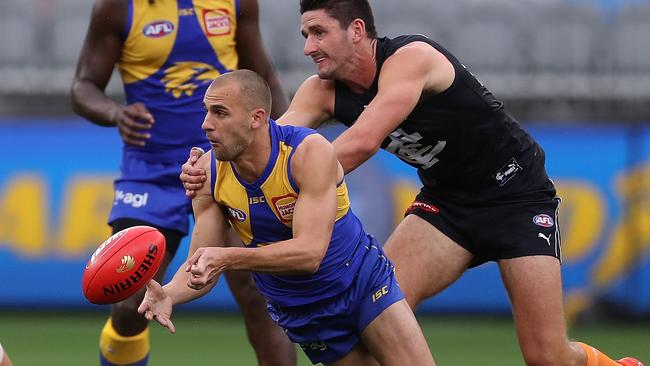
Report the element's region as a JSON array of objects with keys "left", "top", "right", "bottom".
[
  {"left": 340, "top": 38, "right": 377, "bottom": 93},
  {"left": 232, "top": 126, "right": 272, "bottom": 184}
]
